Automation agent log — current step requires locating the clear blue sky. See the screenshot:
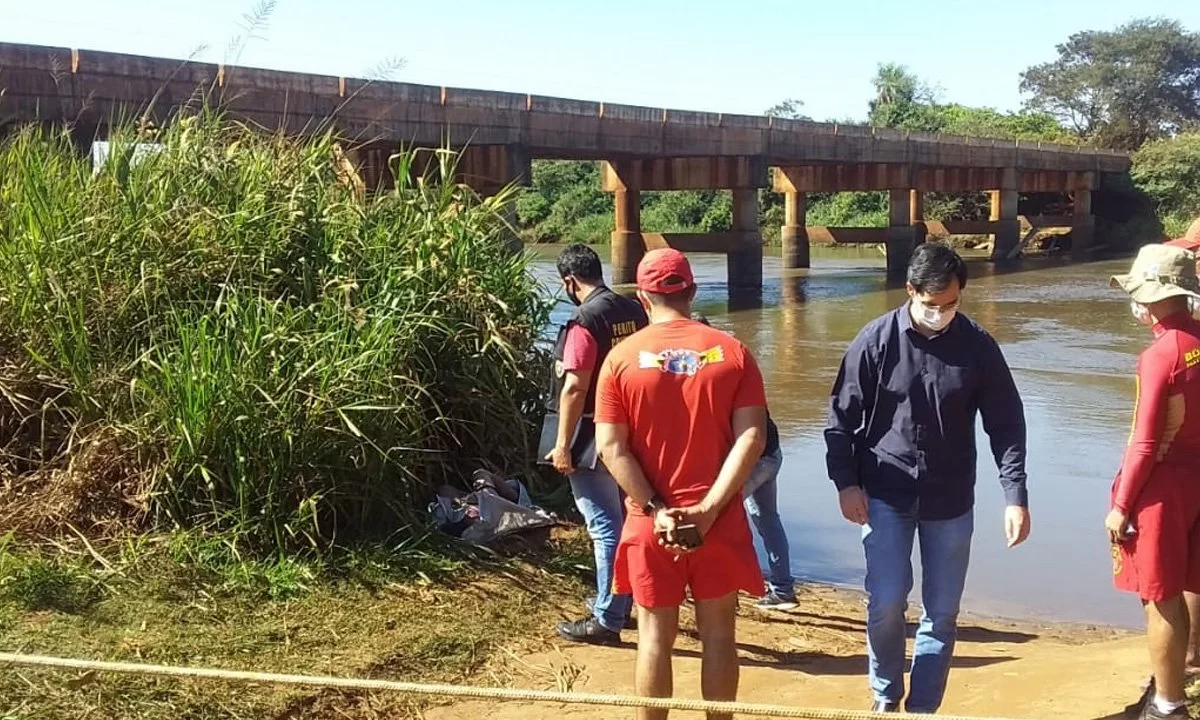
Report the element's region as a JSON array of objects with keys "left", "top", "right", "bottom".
[{"left": 4, "top": 0, "right": 1198, "bottom": 121}]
